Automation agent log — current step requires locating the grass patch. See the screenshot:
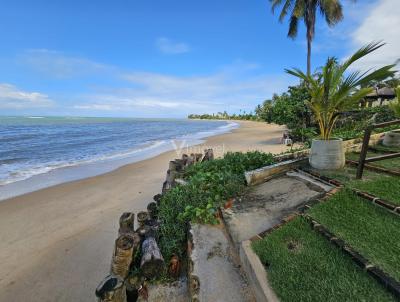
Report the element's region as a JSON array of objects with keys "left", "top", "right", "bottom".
[
  {"left": 252, "top": 217, "right": 396, "bottom": 302},
  {"left": 314, "top": 165, "right": 400, "bottom": 205},
  {"left": 347, "top": 152, "right": 400, "bottom": 171},
  {"left": 308, "top": 189, "right": 400, "bottom": 281}
]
